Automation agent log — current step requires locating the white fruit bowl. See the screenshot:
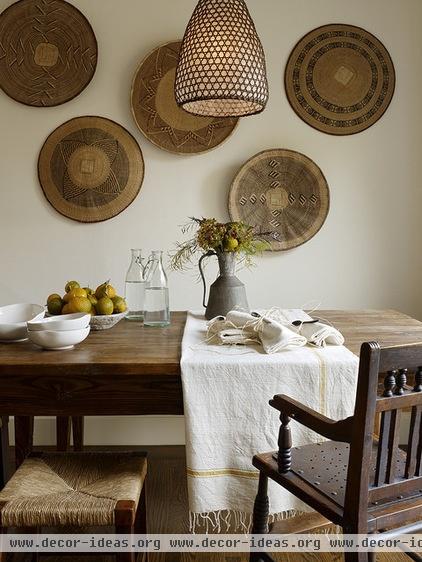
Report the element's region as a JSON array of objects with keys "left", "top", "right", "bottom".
[
  {"left": 89, "top": 311, "right": 128, "bottom": 331},
  {"left": 28, "top": 313, "right": 90, "bottom": 332},
  {"left": 28, "top": 326, "right": 90, "bottom": 350},
  {"left": 0, "top": 303, "right": 45, "bottom": 342}
]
